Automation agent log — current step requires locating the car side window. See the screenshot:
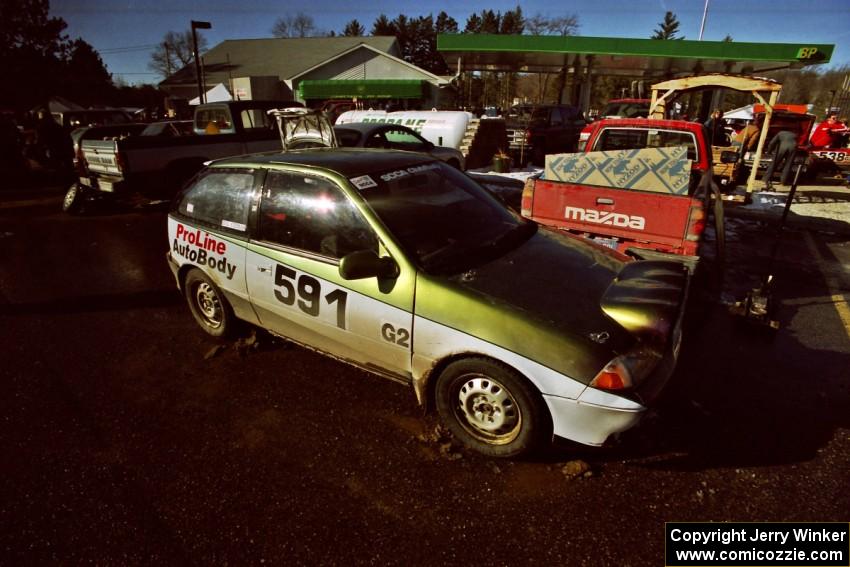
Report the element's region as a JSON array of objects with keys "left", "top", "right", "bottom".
[
  {"left": 240, "top": 109, "right": 274, "bottom": 132},
  {"left": 384, "top": 128, "right": 427, "bottom": 151},
  {"left": 258, "top": 171, "right": 378, "bottom": 259},
  {"left": 176, "top": 170, "right": 256, "bottom": 233},
  {"left": 551, "top": 108, "right": 564, "bottom": 126}
]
